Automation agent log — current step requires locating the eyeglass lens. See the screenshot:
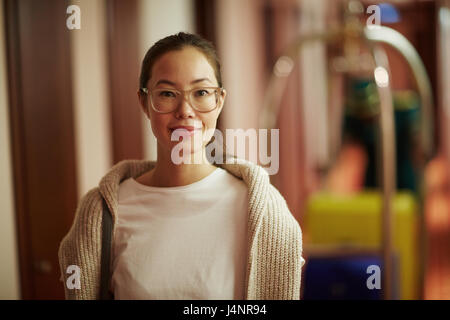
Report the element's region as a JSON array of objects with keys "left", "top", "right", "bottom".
[{"left": 151, "top": 88, "right": 219, "bottom": 112}]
